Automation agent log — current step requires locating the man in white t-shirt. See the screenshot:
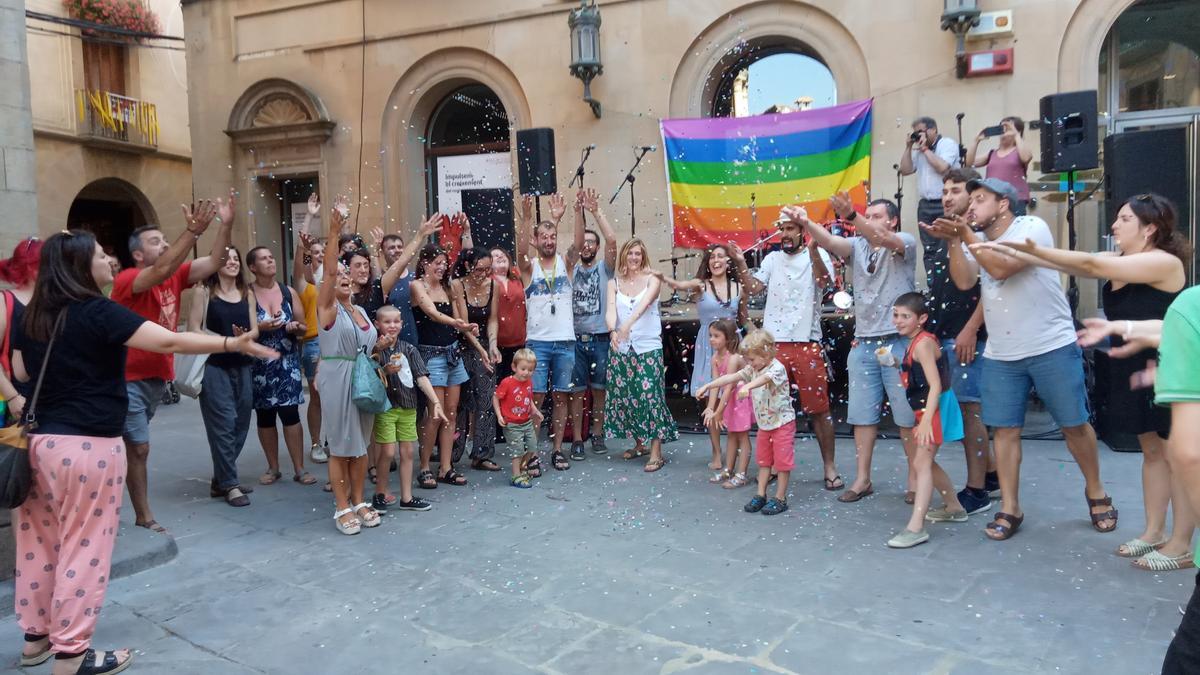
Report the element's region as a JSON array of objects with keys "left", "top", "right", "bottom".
[
  {"left": 900, "top": 116, "right": 960, "bottom": 290},
  {"left": 732, "top": 212, "right": 841, "bottom": 490},
  {"left": 515, "top": 192, "right": 579, "bottom": 472},
  {"left": 929, "top": 177, "right": 1116, "bottom": 541}
]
